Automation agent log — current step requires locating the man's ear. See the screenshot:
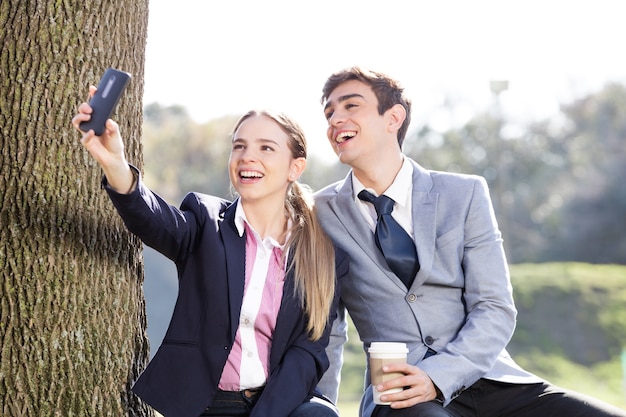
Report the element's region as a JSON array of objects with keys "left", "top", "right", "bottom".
[{"left": 386, "top": 103, "right": 406, "bottom": 133}]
